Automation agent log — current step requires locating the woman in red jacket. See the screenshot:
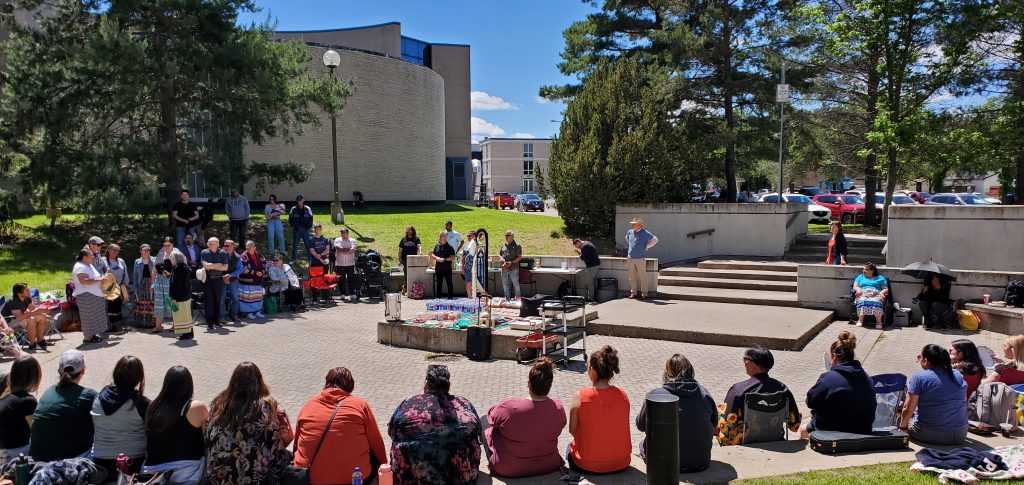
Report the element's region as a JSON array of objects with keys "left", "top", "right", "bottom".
[{"left": 293, "top": 367, "right": 387, "bottom": 484}]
